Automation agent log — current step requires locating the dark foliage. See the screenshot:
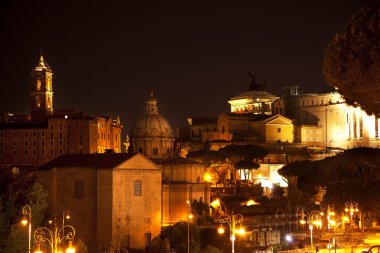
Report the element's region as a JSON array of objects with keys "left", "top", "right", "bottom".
[
  {"left": 279, "top": 148, "right": 380, "bottom": 212},
  {"left": 323, "top": 2, "right": 380, "bottom": 115}
]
